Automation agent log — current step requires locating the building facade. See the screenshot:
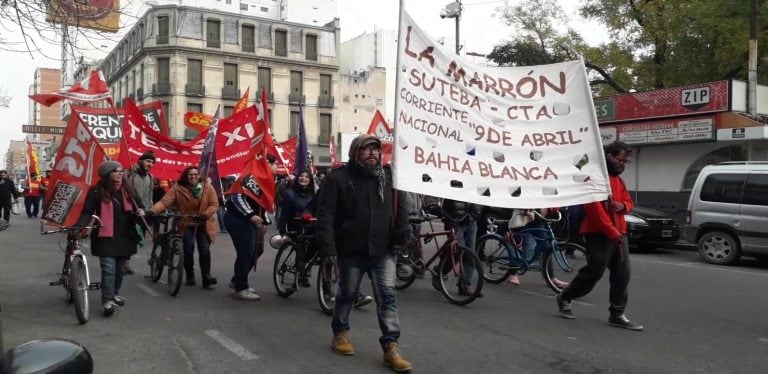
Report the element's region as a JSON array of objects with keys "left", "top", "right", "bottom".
[
  {"left": 338, "top": 66, "right": 386, "bottom": 134},
  {"left": 27, "top": 67, "right": 67, "bottom": 170},
  {"left": 95, "top": 4, "right": 341, "bottom": 167},
  {"left": 340, "top": 29, "right": 397, "bottom": 123}
]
